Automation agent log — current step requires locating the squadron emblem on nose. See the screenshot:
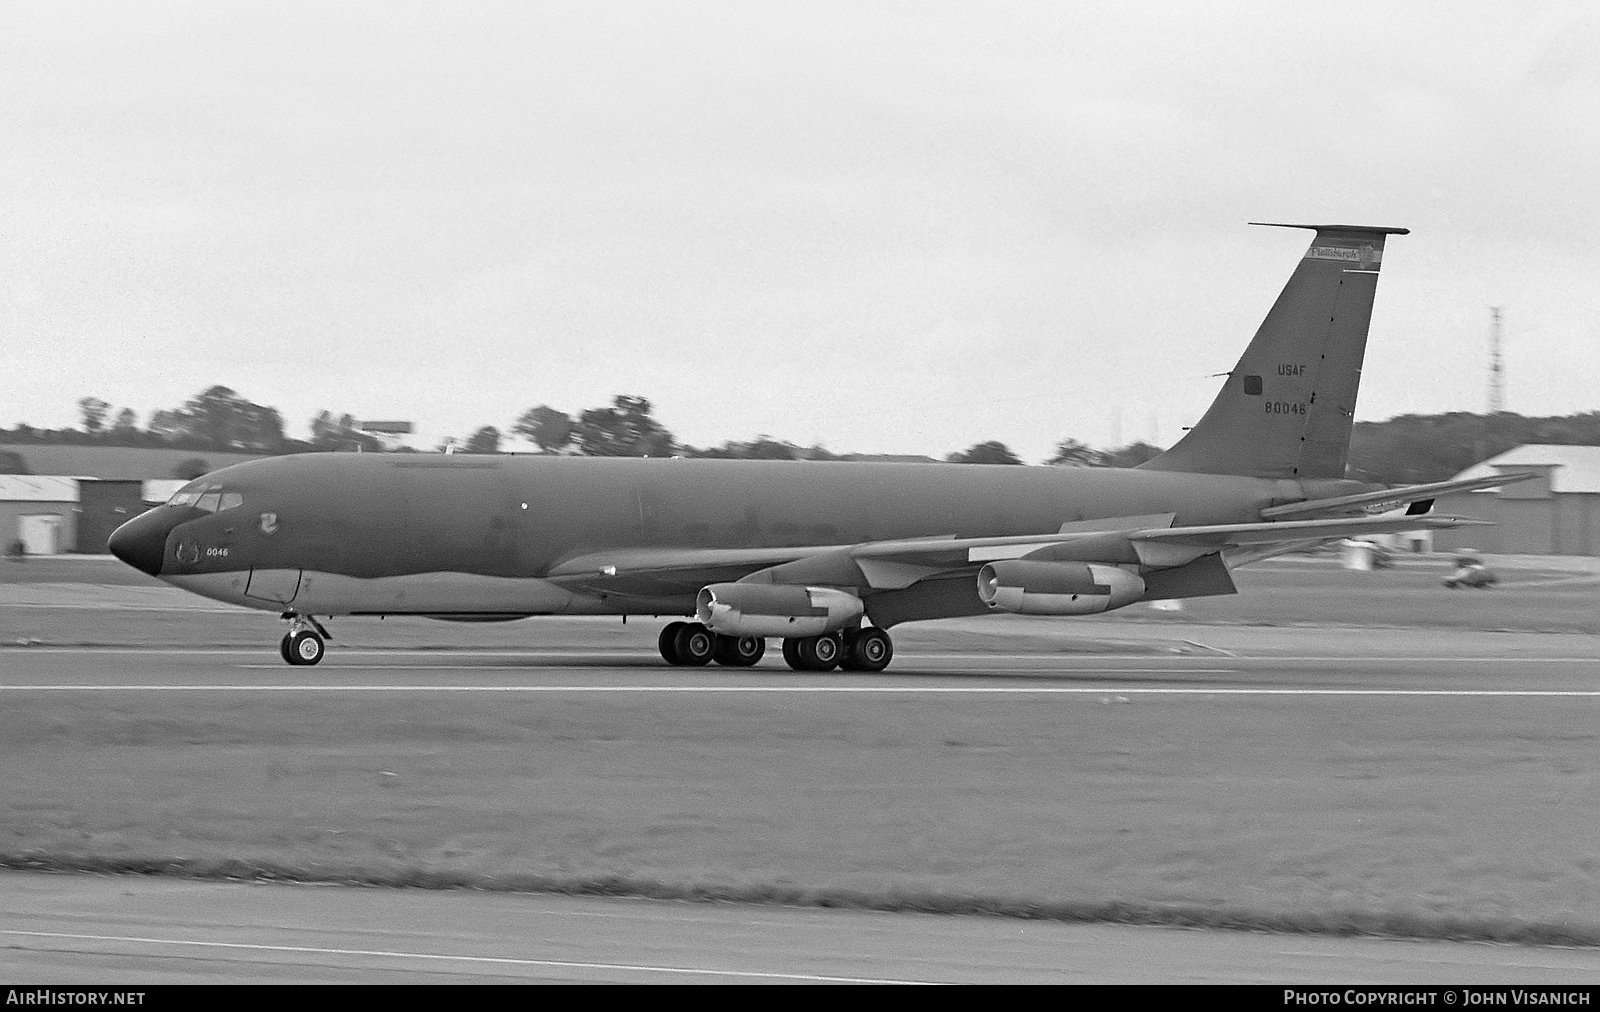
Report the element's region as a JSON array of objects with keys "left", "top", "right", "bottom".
[{"left": 259, "top": 512, "right": 278, "bottom": 535}]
